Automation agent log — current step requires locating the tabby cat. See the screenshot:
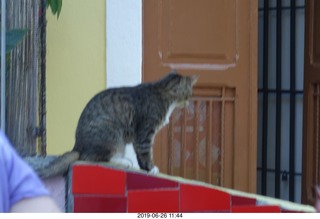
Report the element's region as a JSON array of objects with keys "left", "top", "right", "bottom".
[{"left": 37, "top": 72, "right": 198, "bottom": 178}]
